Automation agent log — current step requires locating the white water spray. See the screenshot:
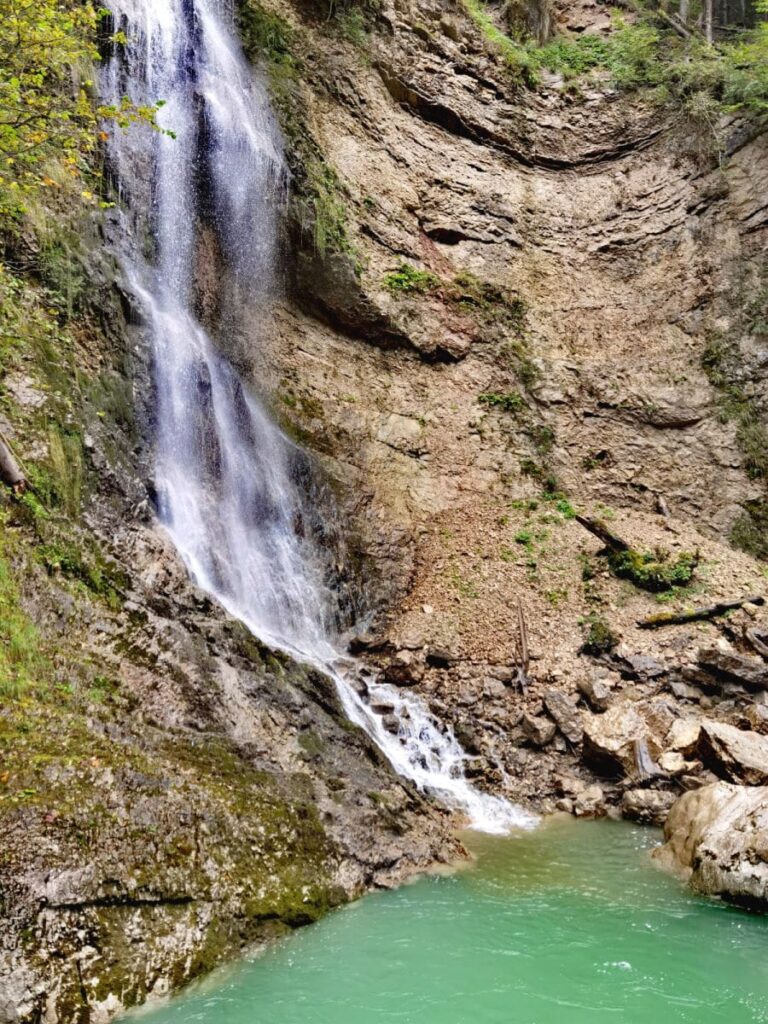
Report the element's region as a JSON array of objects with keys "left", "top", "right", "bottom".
[{"left": 104, "top": 0, "right": 533, "bottom": 834}]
